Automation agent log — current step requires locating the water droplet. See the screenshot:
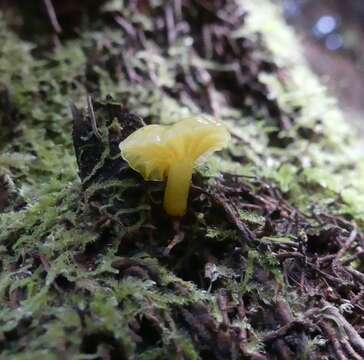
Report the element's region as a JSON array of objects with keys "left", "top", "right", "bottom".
[
  {"left": 283, "top": 0, "right": 301, "bottom": 18},
  {"left": 314, "top": 15, "right": 337, "bottom": 36},
  {"left": 325, "top": 34, "right": 343, "bottom": 51}
]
